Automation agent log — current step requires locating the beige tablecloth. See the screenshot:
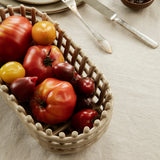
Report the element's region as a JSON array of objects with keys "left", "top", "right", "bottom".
[{"left": 0, "top": 0, "right": 160, "bottom": 160}]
